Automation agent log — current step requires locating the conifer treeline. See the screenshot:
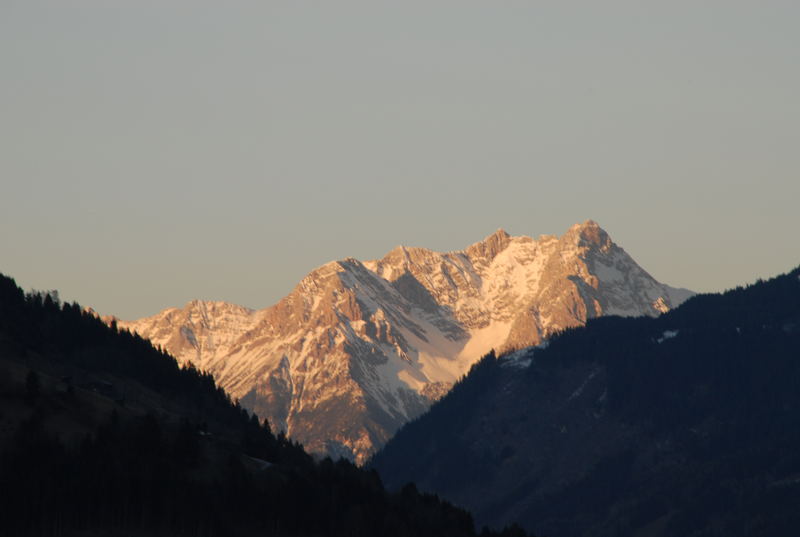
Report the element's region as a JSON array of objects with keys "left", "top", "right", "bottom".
[{"left": 0, "top": 273, "right": 533, "bottom": 537}]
